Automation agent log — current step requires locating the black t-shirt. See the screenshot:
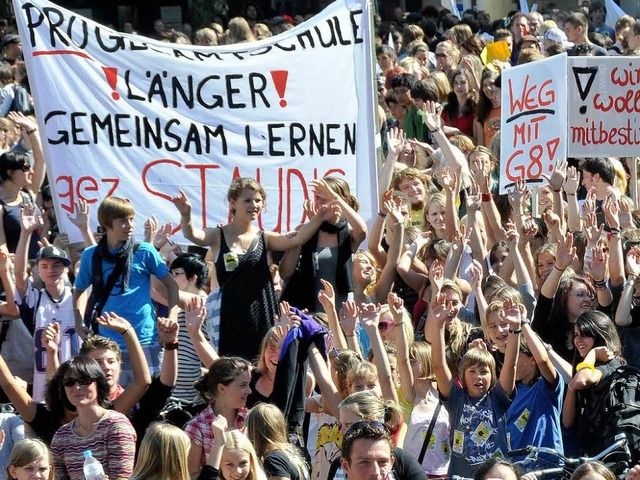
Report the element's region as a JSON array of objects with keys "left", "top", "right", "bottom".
[
  {"left": 264, "top": 450, "right": 309, "bottom": 480},
  {"left": 246, "top": 369, "right": 270, "bottom": 409}
]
